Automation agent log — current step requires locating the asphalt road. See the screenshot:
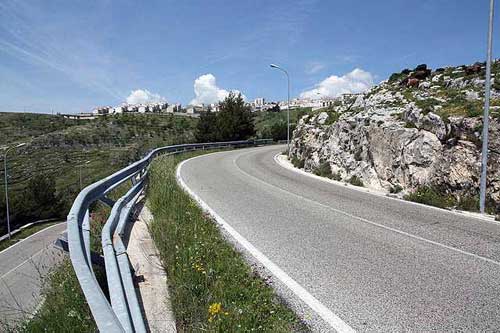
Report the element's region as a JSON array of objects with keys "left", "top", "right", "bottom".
[
  {"left": 0, "top": 222, "right": 66, "bottom": 325},
  {"left": 179, "top": 145, "right": 500, "bottom": 332}
]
